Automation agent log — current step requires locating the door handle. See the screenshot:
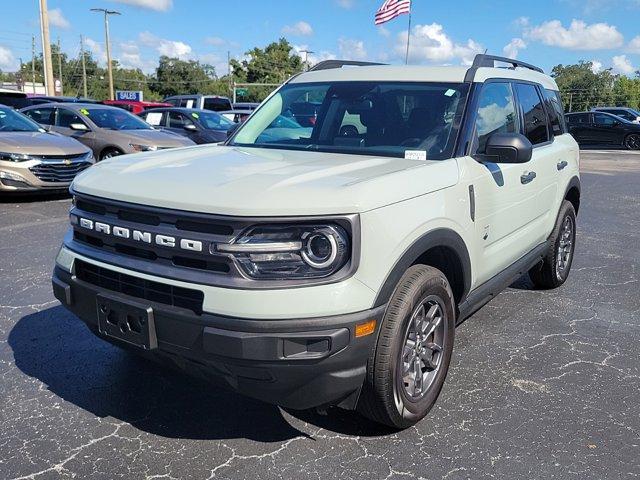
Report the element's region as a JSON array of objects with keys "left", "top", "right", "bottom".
[
  {"left": 521, "top": 171, "right": 537, "bottom": 184},
  {"left": 557, "top": 160, "right": 568, "bottom": 171}
]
